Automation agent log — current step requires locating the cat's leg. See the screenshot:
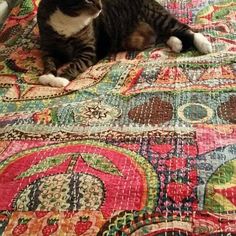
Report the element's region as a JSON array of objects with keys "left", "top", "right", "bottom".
[
  {"left": 122, "top": 22, "right": 156, "bottom": 51},
  {"left": 141, "top": 0, "right": 212, "bottom": 54},
  {"left": 168, "top": 30, "right": 212, "bottom": 54},
  {"left": 166, "top": 30, "right": 194, "bottom": 53},
  {"left": 192, "top": 32, "right": 212, "bottom": 54},
  {"left": 39, "top": 52, "right": 70, "bottom": 87},
  {"left": 41, "top": 52, "right": 57, "bottom": 75},
  {"left": 57, "top": 50, "right": 96, "bottom": 80},
  {"left": 166, "top": 36, "right": 183, "bottom": 53}
]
